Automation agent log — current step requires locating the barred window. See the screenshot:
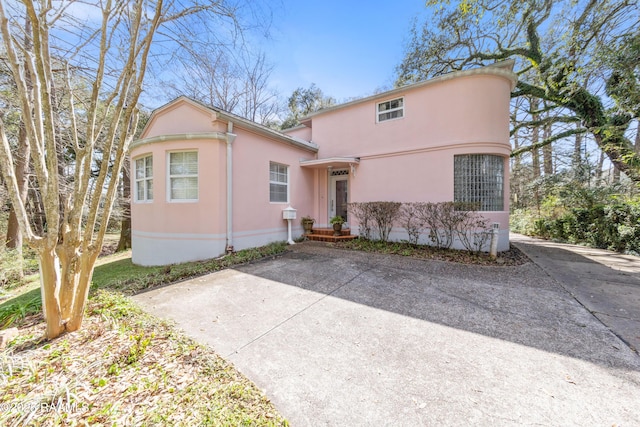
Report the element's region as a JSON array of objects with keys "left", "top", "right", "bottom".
[
  {"left": 169, "top": 151, "right": 198, "bottom": 201},
  {"left": 454, "top": 154, "right": 504, "bottom": 211},
  {"left": 269, "top": 162, "right": 288, "bottom": 203},
  {"left": 134, "top": 155, "right": 153, "bottom": 202}
]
